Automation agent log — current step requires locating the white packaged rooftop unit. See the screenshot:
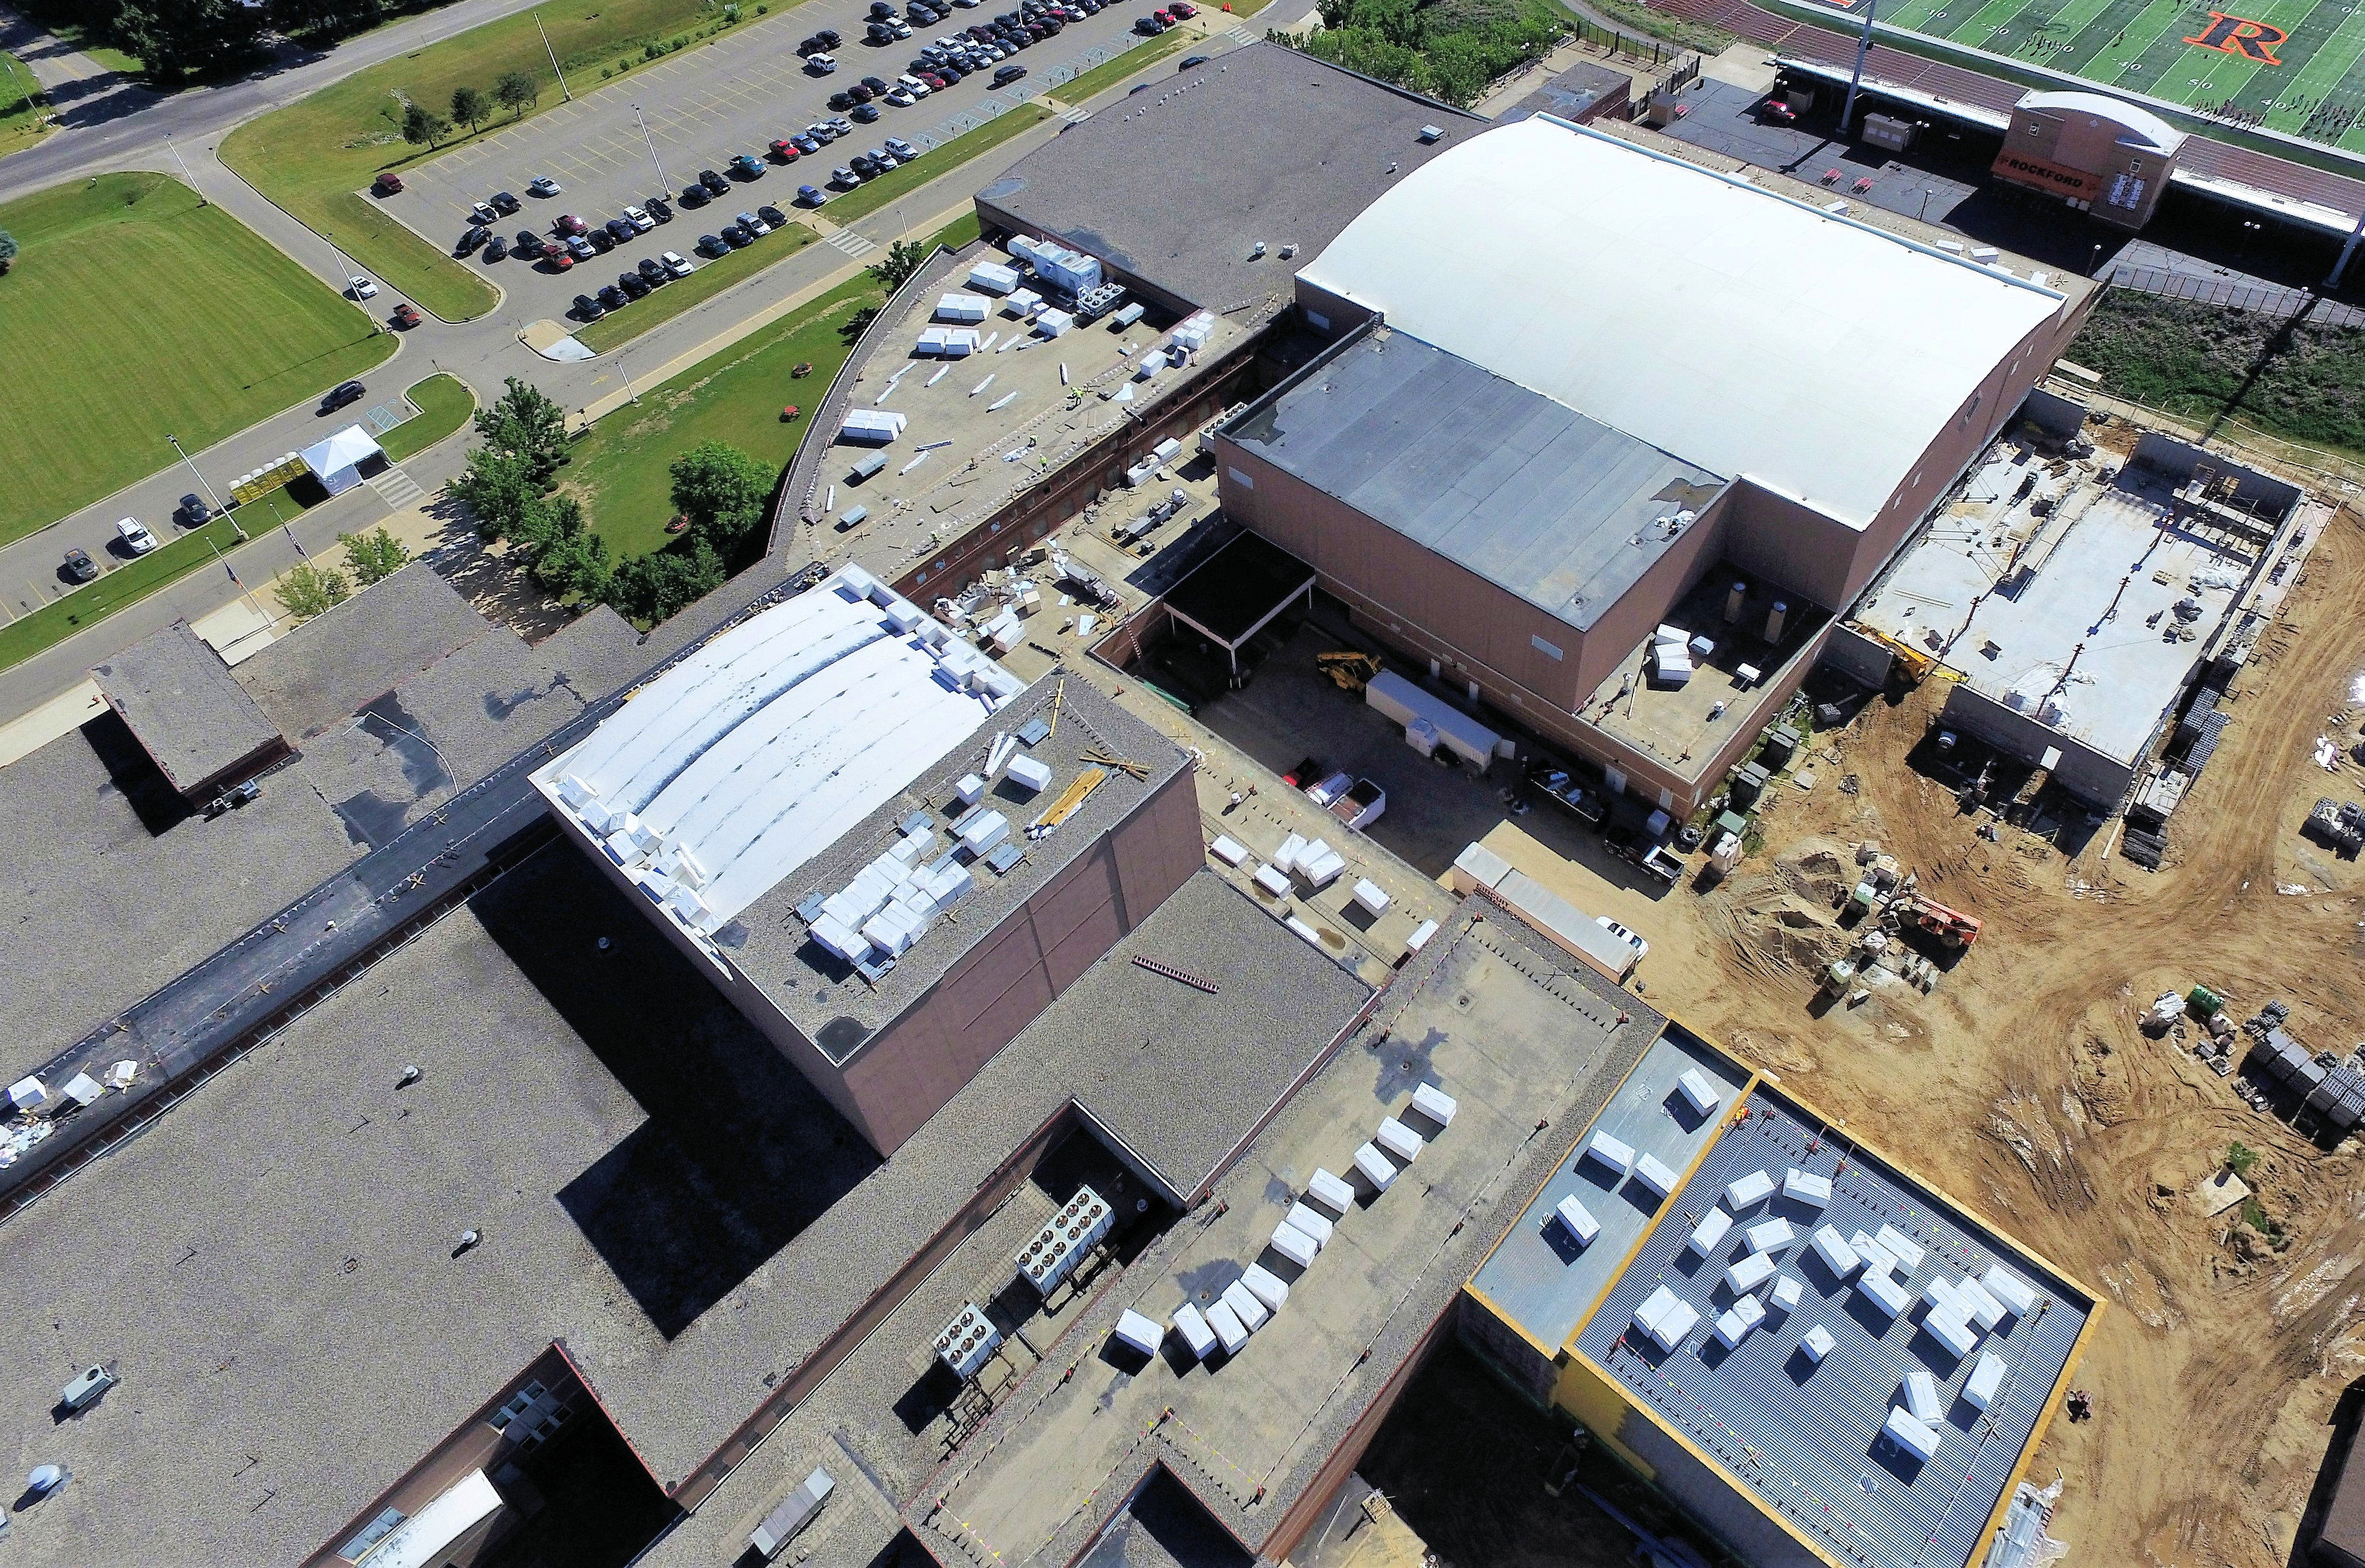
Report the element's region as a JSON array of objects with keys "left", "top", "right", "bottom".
[
  {"left": 1205, "top": 1299, "right": 1249, "bottom": 1354},
  {"left": 1296, "top": 839, "right": 1347, "bottom": 890},
  {"left": 1034, "top": 308, "right": 1075, "bottom": 338},
  {"left": 1676, "top": 1069, "right": 1723, "bottom": 1117},
  {"left": 1586, "top": 1131, "right": 1635, "bottom": 1176},
  {"left": 1172, "top": 1302, "right": 1218, "bottom": 1360},
  {"left": 1222, "top": 1278, "right": 1270, "bottom": 1332},
  {"left": 8, "top": 1076, "right": 49, "bottom": 1113},
  {"left": 1113, "top": 1309, "right": 1165, "bottom": 1358},
  {"left": 1958, "top": 1277, "right": 2009, "bottom": 1332},
  {"left": 1902, "top": 1368, "right": 1944, "bottom": 1423},
  {"left": 1875, "top": 1224, "right": 1926, "bottom": 1270},
  {"left": 1633, "top": 1286, "right": 1700, "bottom": 1352},
  {"left": 1715, "top": 1295, "right": 1766, "bottom": 1347},
  {"left": 1005, "top": 753, "right": 1053, "bottom": 793},
  {"left": 1725, "top": 1170, "right": 1775, "bottom": 1209},
  {"left": 1784, "top": 1168, "right": 1834, "bottom": 1207},
  {"left": 1006, "top": 287, "right": 1042, "bottom": 317},
  {"left": 1964, "top": 1351, "right": 2008, "bottom": 1411},
  {"left": 1411, "top": 1083, "right": 1456, "bottom": 1126},
  {"left": 1852, "top": 1231, "right": 1898, "bottom": 1278},
  {"left": 1744, "top": 1218, "right": 1794, "bottom": 1255},
  {"left": 1270, "top": 1220, "right": 1319, "bottom": 1269},
  {"left": 1285, "top": 1201, "right": 1334, "bottom": 1247},
  {"left": 1770, "top": 1274, "right": 1803, "bottom": 1315},
  {"left": 1375, "top": 1117, "right": 1424, "bottom": 1164},
  {"left": 1307, "top": 1168, "right": 1356, "bottom": 1214},
  {"left": 1274, "top": 832, "right": 1307, "bottom": 876},
  {"left": 1685, "top": 1209, "right": 1733, "bottom": 1257},
  {"left": 1800, "top": 1323, "right": 1837, "bottom": 1363},
  {"left": 1860, "top": 1268, "right": 1912, "bottom": 1319},
  {"left": 1553, "top": 1194, "right": 1600, "bottom": 1246},
  {"left": 1354, "top": 1142, "right": 1399, "bottom": 1192},
  {"left": 1209, "top": 834, "right": 1248, "bottom": 866},
  {"left": 1926, "top": 1308, "right": 1980, "bottom": 1359},
  {"left": 1727, "top": 1252, "right": 1777, "bottom": 1293},
  {"left": 1654, "top": 623, "right": 1687, "bottom": 646},
  {"left": 937, "top": 291, "right": 990, "bottom": 323},
  {"left": 1014, "top": 1185, "right": 1112, "bottom": 1294},
  {"left": 840, "top": 409, "right": 908, "bottom": 445},
  {"left": 970, "top": 260, "right": 1020, "bottom": 293},
  {"left": 957, "top": 810, "right": 1011, "bottom": 858},
  {"left": 1632, "top": 1152, "right": 1679, "bottom": 1198},
  {"left": 934, "top": 1301, "right": 1004, "bottom": 1380},
  {"left": 1811, "top": 1225, "right": 1863, "bottom": 1278},
  {"left": 1884, "top": 1405, "right": 1941, "bottom": 1462},
  {"left": 1982, "top": 1264, "right": 2038, "bottom": 1319},
  {"left": 1252, "top": 863, "right": 1291, "bottom": 898},
  {"left": 917, "top": 326, "right": 950, "bottom": 356},
  {"left": 1242, "top": 1264, "right": 1290, "bottom": 1312},
  {"left": 750, "top": 1468, "right": 837, "bottom": 1562}
]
